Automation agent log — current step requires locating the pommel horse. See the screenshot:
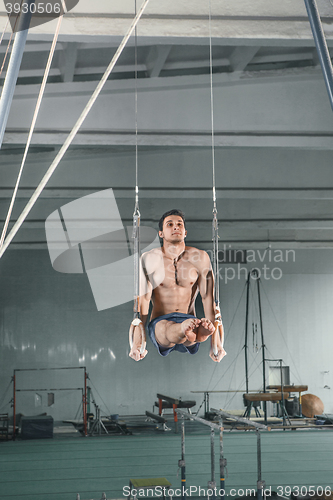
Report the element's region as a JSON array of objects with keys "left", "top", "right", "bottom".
[
  {"left": 243, "top": 392, "right": 290, "bottom": 425},
  {"left": 267, "top": 385, "right": 308, "bottom": 417}
]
